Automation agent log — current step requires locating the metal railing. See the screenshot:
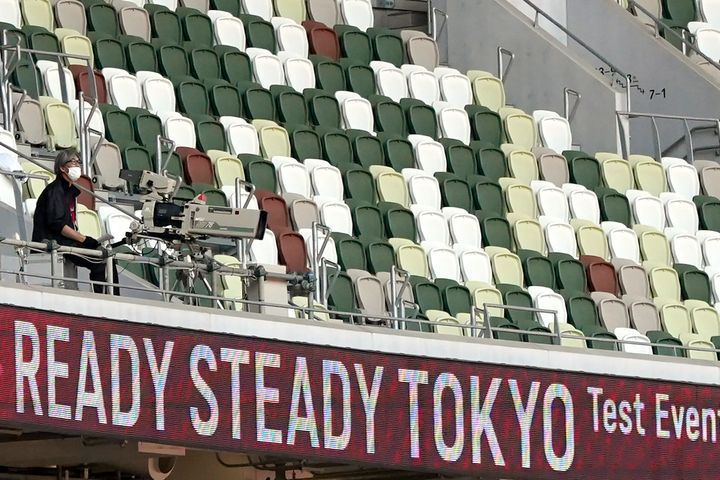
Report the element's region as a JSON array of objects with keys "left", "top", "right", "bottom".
[{"left": 615, "top": 110, "right": 720, "bottom": 161}]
